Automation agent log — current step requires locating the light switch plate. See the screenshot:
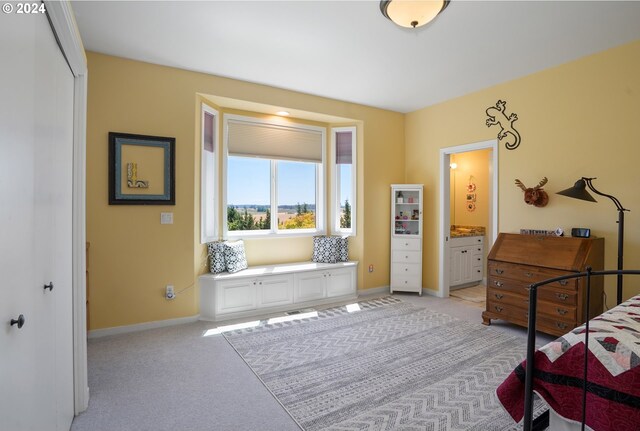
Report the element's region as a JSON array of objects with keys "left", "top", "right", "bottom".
[{"left": 160, "top": 212, "right": 173, "bottom": 224}]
